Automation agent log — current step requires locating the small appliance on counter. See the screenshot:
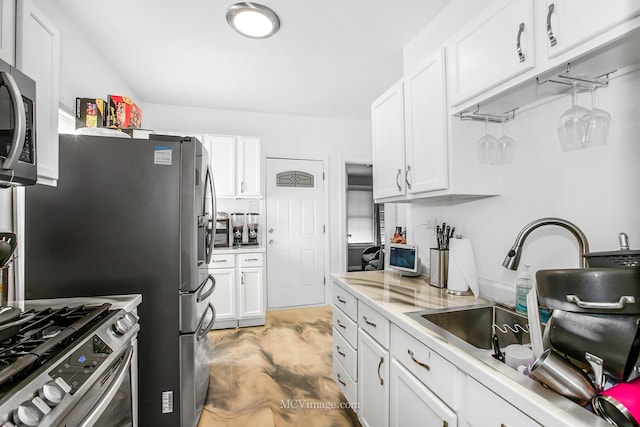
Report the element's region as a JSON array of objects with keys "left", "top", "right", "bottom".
[
  {"left": 231, "top": 213, "right": 245, "bottom": 246},
  {"left": 246, "top": 212, "right": 260, "bottom": 245},
  {"left": 215, "top": 212, "right": 231, "bottom": 248}
]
